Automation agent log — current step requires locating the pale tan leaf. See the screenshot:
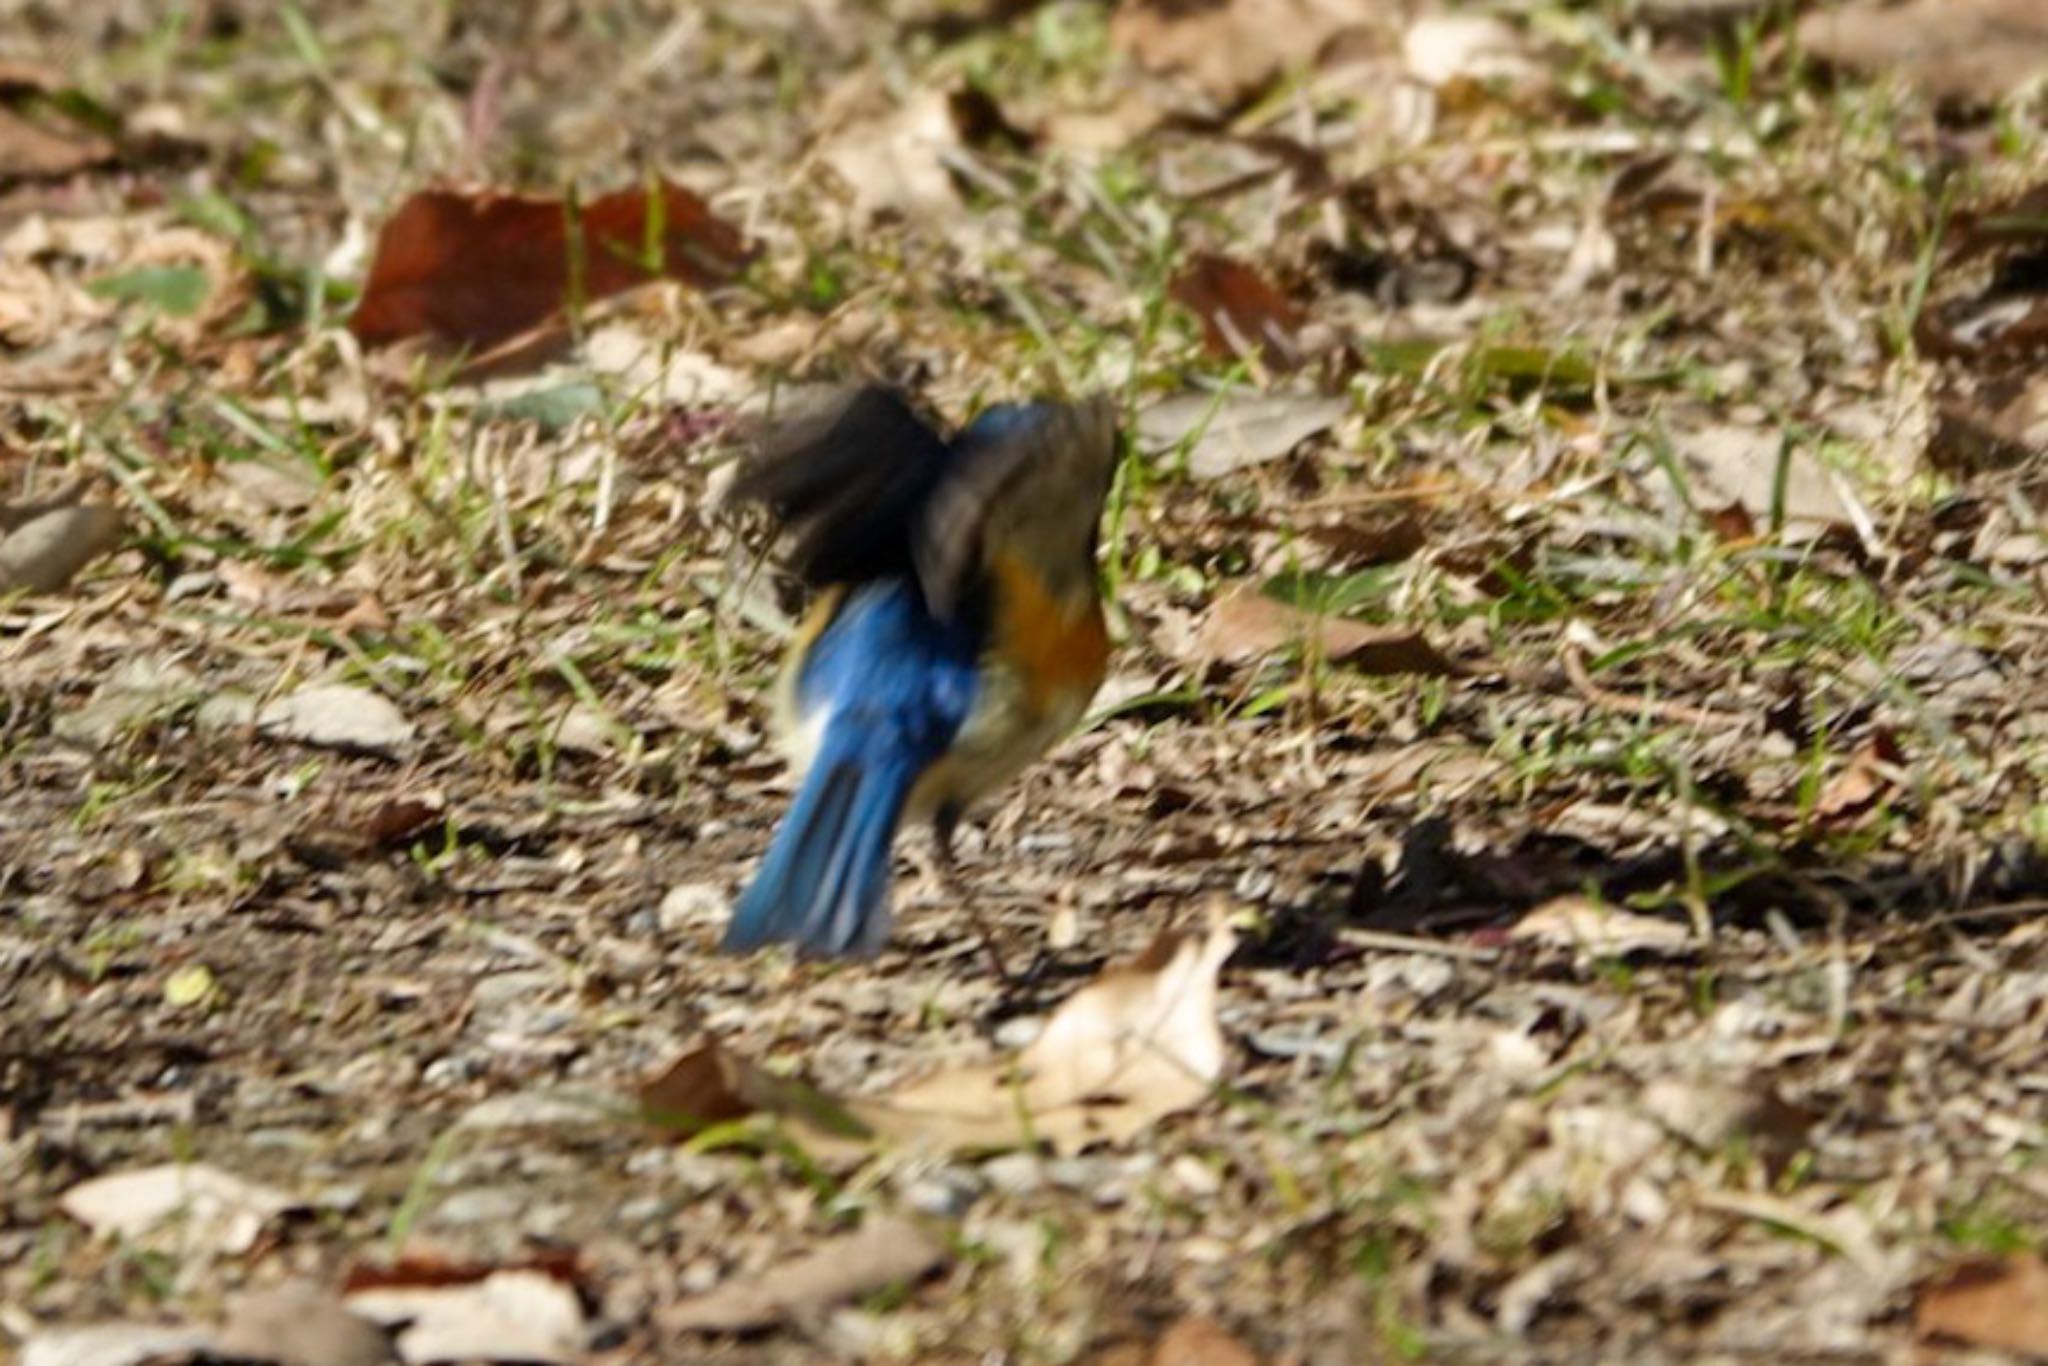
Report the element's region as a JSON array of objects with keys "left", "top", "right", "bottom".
[
  {"left": 59, "top": 1162, "right": 297, "bottom": 1256},
  {"left": 0, "top": 503, "right": 121, "bottom": 593},
  {"left": 1509, "top": 895, "right": 1693, "bottom": 957},
  {"left": 663, "top": 1215, "right": 947, "bottom": 1333}
]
